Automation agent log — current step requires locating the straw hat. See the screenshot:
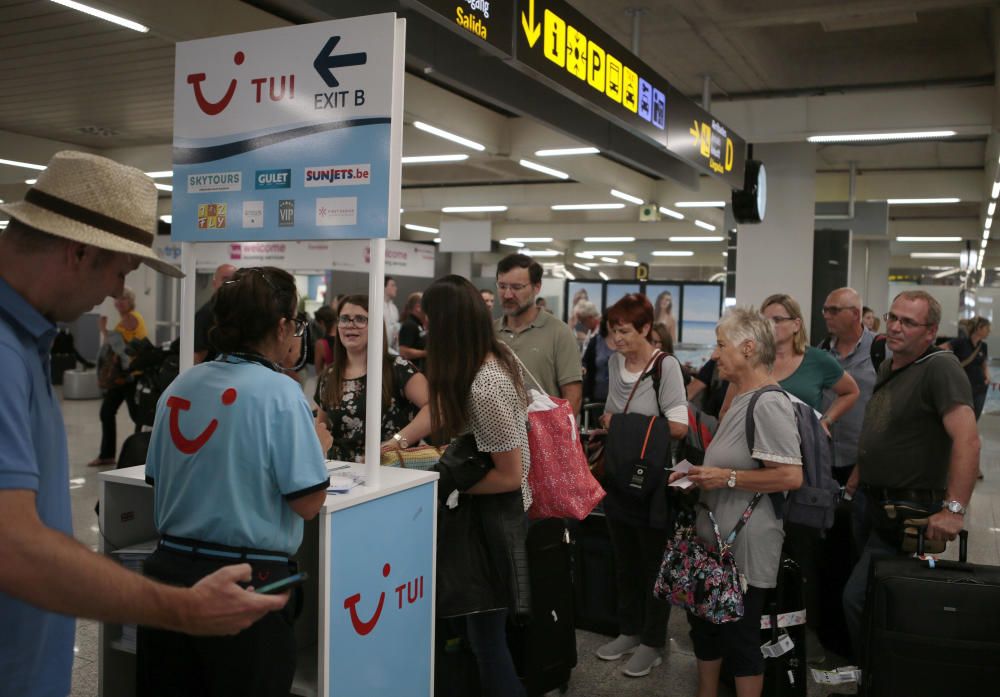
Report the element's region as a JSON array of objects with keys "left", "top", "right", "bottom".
[{"left": 0, "top": 150, "right": 183, "bottom": 278}]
